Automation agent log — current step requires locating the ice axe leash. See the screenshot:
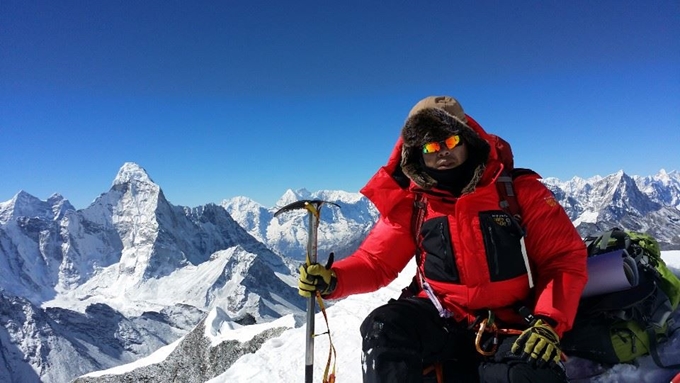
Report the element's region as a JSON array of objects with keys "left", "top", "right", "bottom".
[{"left": 275, "top": 199, "right": 340, "bottom": 383}]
